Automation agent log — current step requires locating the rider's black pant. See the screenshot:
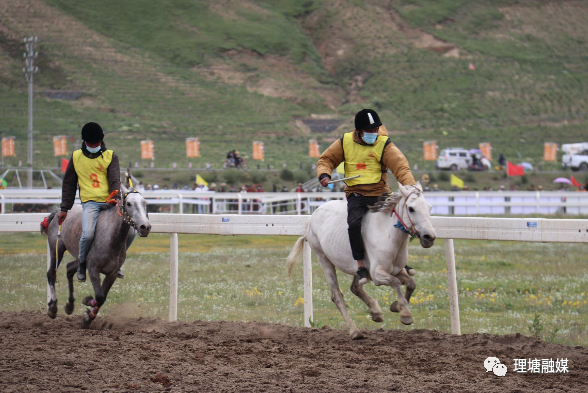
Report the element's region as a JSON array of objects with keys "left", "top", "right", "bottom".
[{"left": 347, "top": 193, "right": 379, "bottom": 261}]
